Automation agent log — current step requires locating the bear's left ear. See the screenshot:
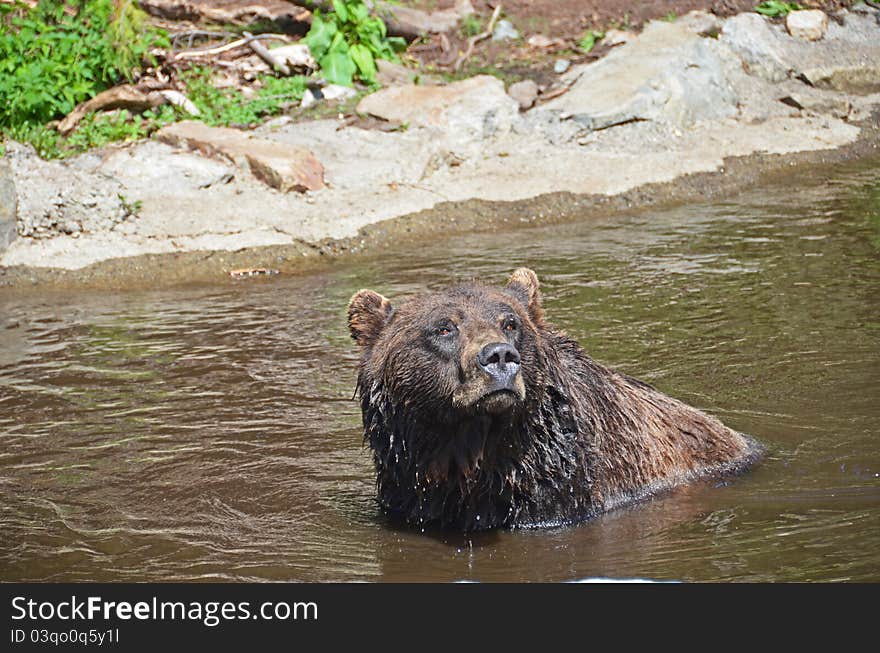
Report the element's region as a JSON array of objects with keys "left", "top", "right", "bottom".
[
  {"left": 348, "top": 289, "right": 394, "bottom": 347},
  {"left": 506, "top": 267, "right": 544, "bottom": 324}
]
